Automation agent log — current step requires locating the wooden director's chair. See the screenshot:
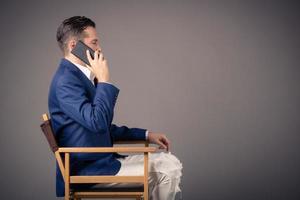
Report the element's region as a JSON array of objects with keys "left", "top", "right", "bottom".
[{"left": 40, "top": 113, "right": 156, "bottom": 200}]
